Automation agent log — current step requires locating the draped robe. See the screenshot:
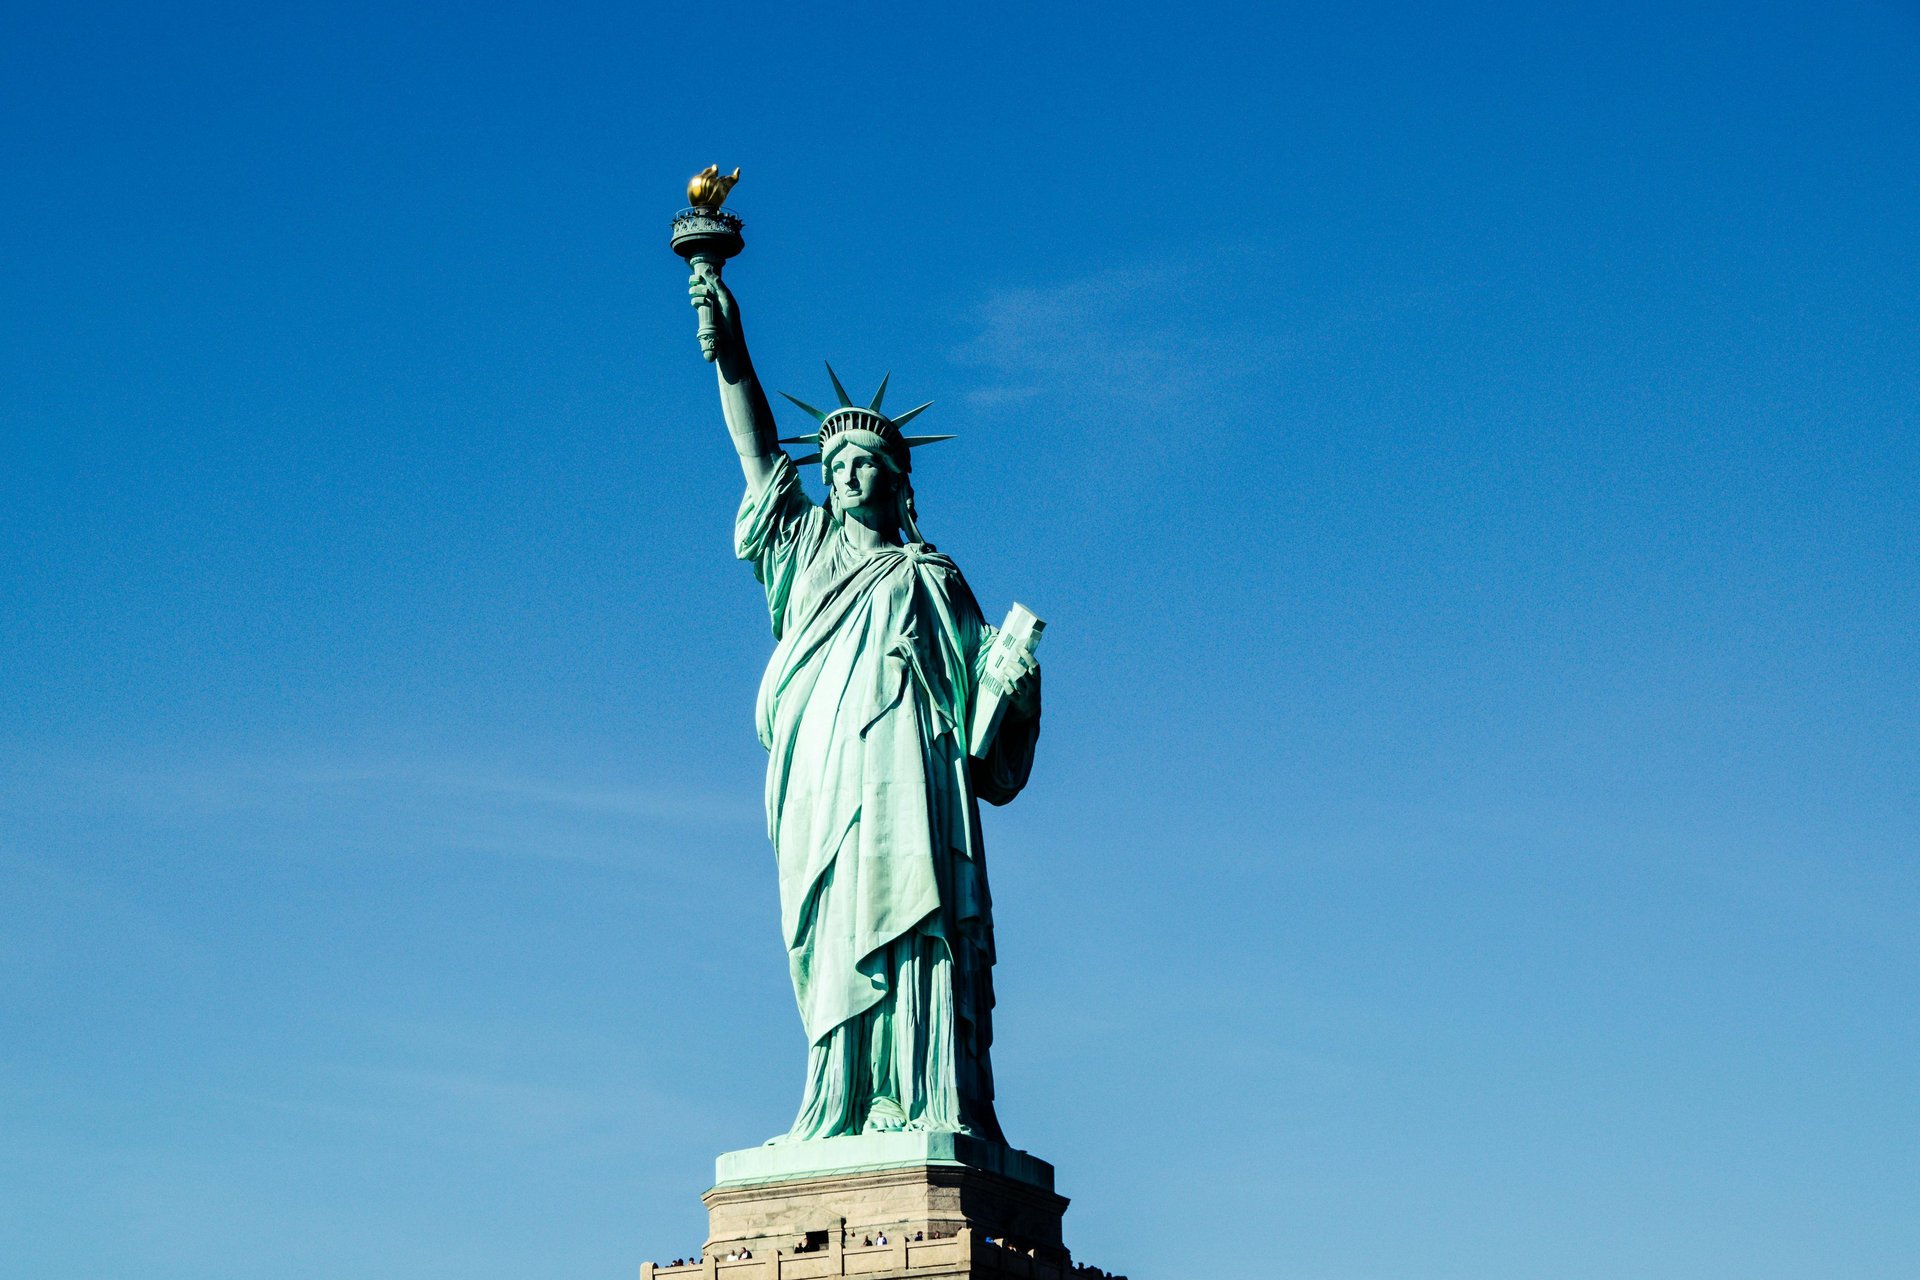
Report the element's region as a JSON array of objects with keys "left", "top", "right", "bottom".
[{"left": 735, "top": 455, "right": 1039, "bottom": 1141}]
